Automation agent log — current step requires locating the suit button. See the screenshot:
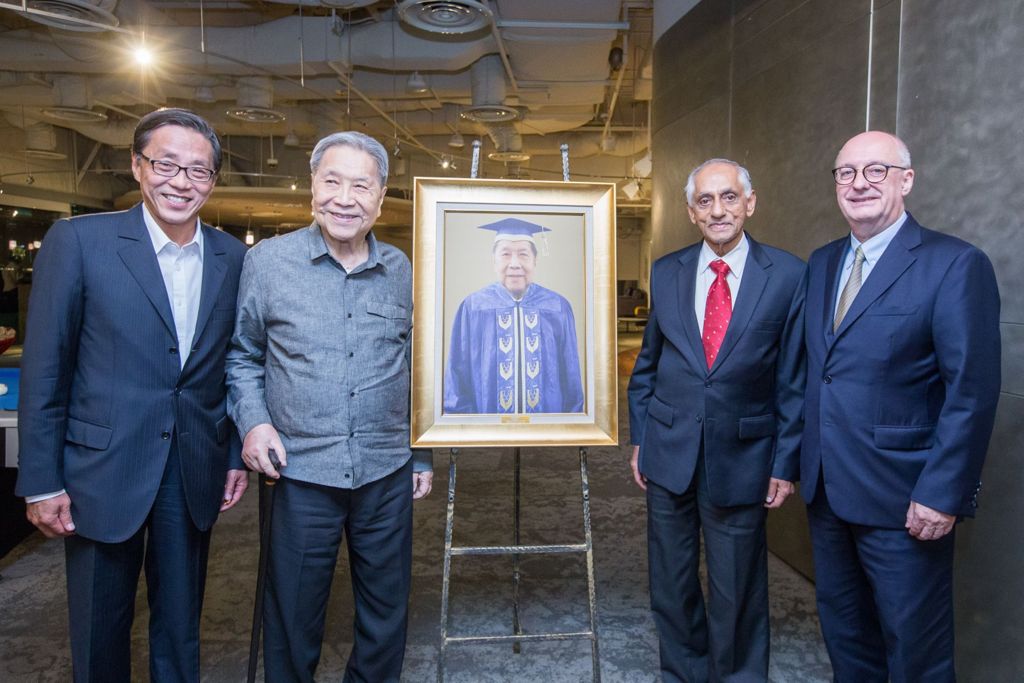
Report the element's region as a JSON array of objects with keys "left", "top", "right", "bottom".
[
  {"left": 161, "top": 431, "right": 171, "bottom": 440},
  {"left": 349, "top": 431, "right": 355, "bottom": 438},
  {"left": 695, "top": 415, "right": 703, "bottom": 423},
  {"left": 350, "top": 391, "right": 356, "bottom": 397},
  {"left": 823, "top": 375, "right": 832, "bottom": 384},
  {"left": 173, "top": 387, "right": 182, "bottom": 396},
  {"left": 704, "top": 380, "right": 712, "bottom": 388},
  {"left": 169, "top": 347, "right": 178, "bottom": 354}
]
